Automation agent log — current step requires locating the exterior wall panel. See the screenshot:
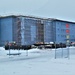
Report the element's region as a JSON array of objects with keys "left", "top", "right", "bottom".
[
  {"left": 0, "top": 17, "right": 13, "bottom": 45},
  {"left": 21, "top": 18, "right": 37, "bottom": 45},
  {"left": 44, "top": 20, "right": 53, "bottom": 43}
]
